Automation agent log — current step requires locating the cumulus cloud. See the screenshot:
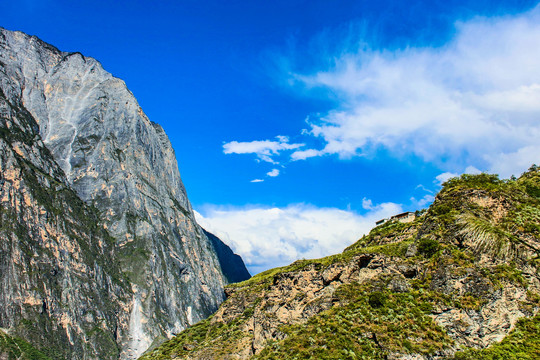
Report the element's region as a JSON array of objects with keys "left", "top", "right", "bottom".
[
  {"left": 223, "top": 136, "right": 304, "bottom": 164},
  {"left": 285, "top": 8, "right": 540, "bottom": 177},
  {"left": 195, "top": 202, "right": 402, "bottom": 274}
]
